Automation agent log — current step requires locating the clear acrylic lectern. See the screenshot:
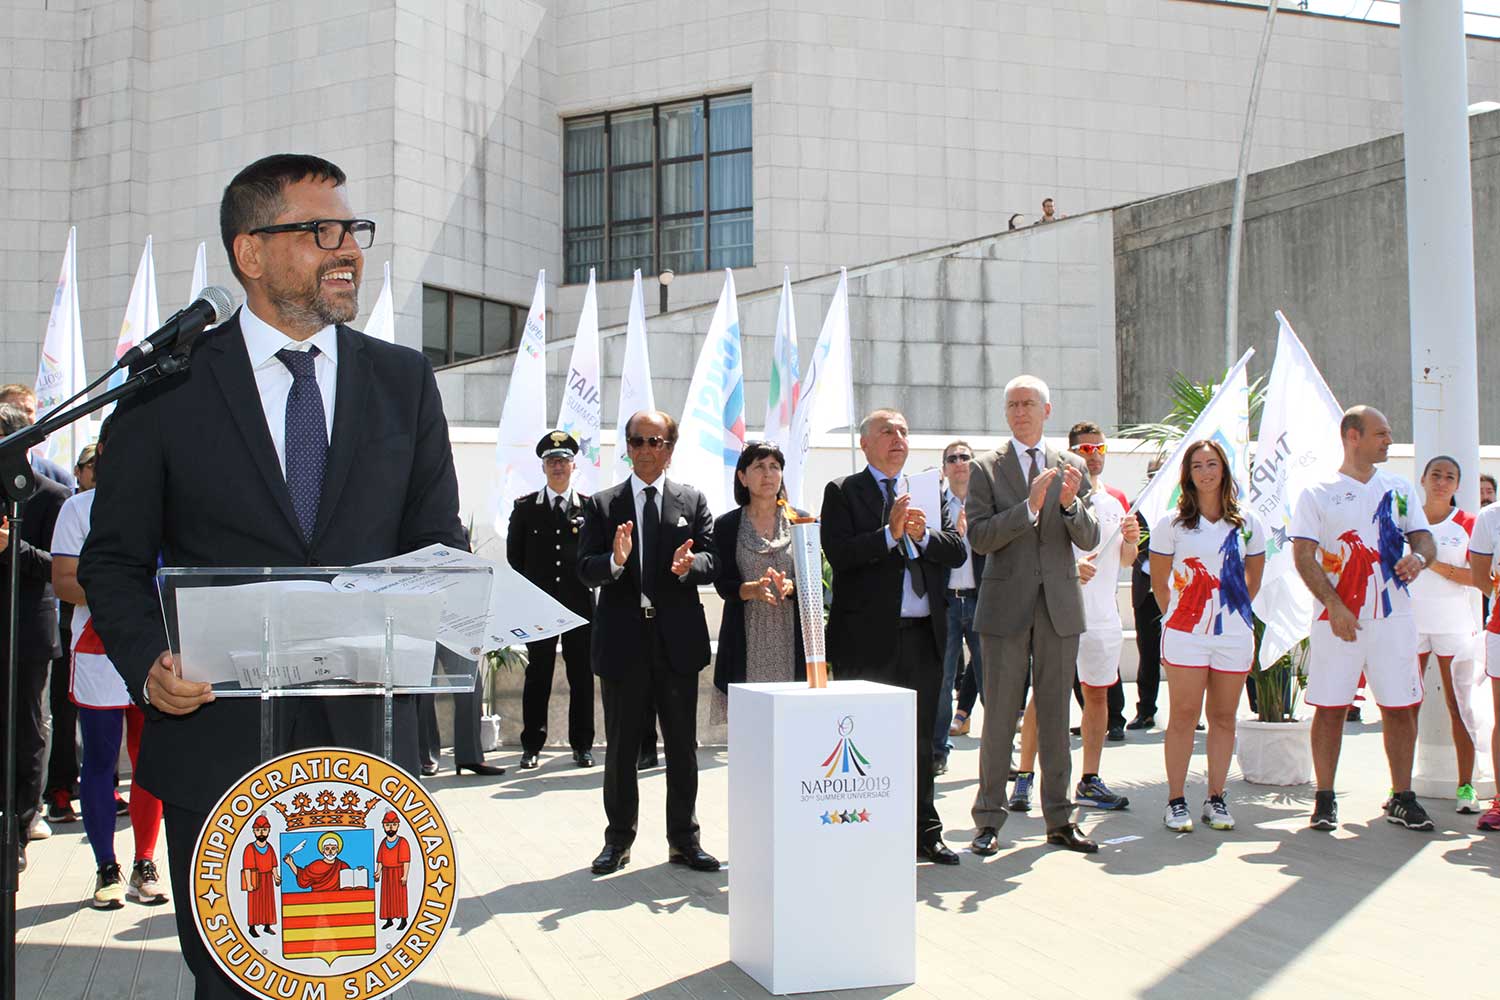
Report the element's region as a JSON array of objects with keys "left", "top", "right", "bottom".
[{"left": 157, "top": 565, "right": 494, "bottom": 762}]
